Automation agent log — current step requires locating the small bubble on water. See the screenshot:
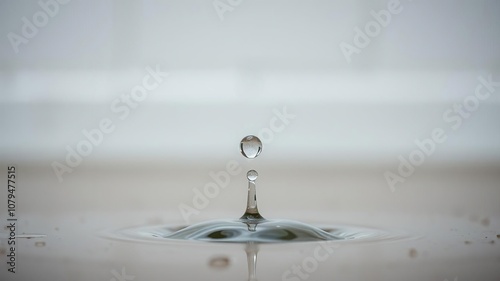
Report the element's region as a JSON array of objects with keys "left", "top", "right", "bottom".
[
  {"left": 240, "top": 135, "right": 262, "bottom": 159},
  {"left": 247, "top": 170, "right": 258, "bottom": 181}
]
